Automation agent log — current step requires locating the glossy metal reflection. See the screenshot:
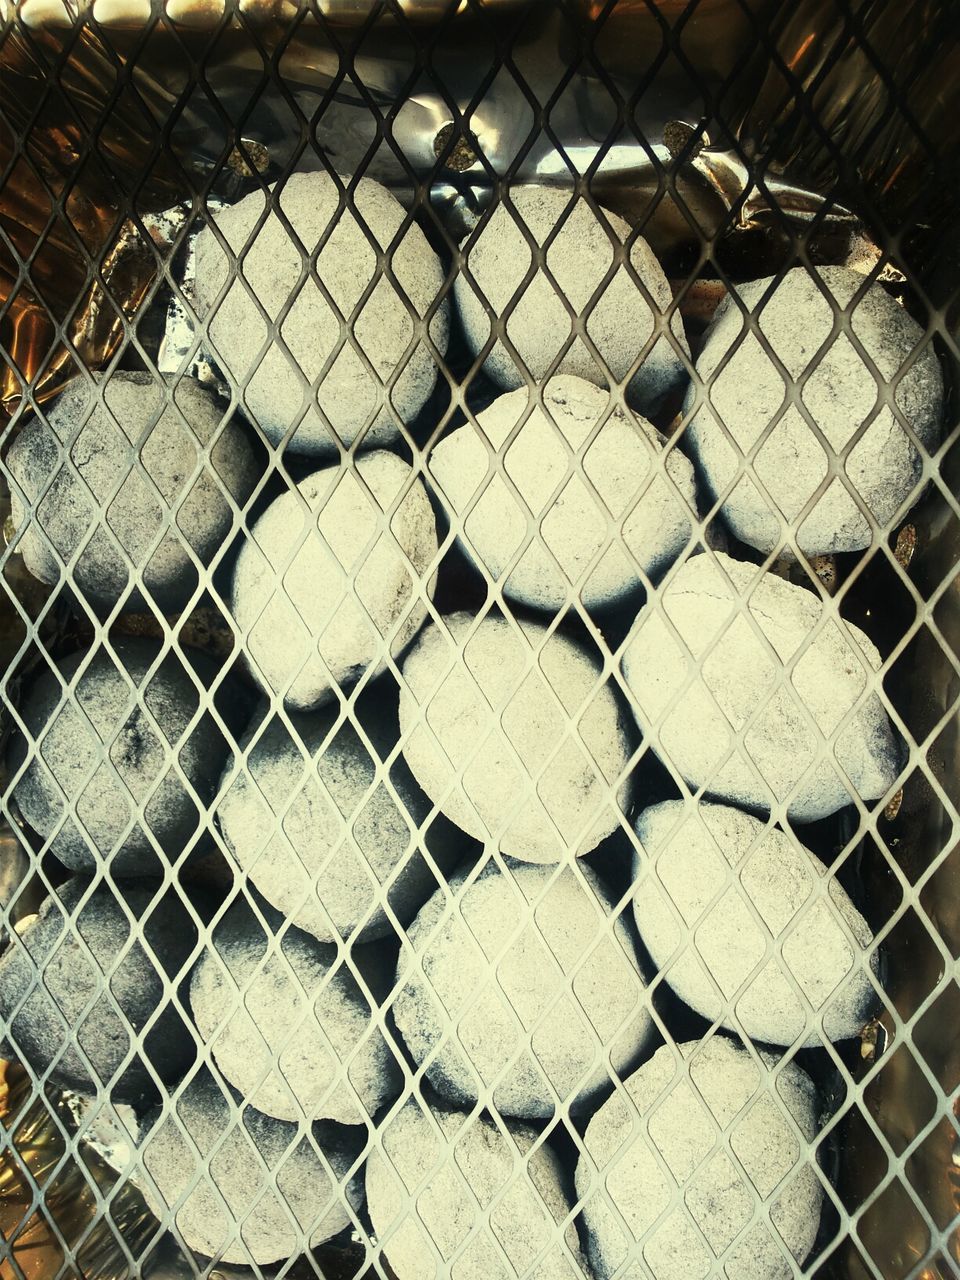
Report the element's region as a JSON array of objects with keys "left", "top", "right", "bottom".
[{"left": 0, "top": 1062, "right": 155, "bottom": 1280}]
